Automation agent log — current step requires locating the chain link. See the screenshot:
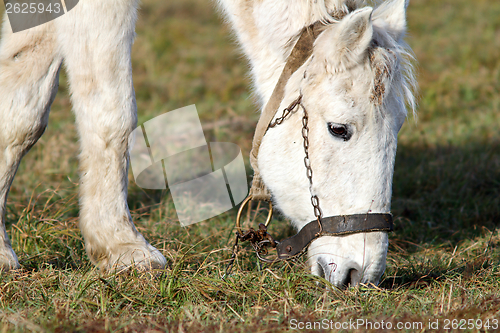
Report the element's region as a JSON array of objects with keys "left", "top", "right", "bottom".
[
  {"left": 299, "top": 98, "right": 323, "bottom": 233},
  {"left": 269, "top": 95, "right": 303, "bottom": 128}
]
